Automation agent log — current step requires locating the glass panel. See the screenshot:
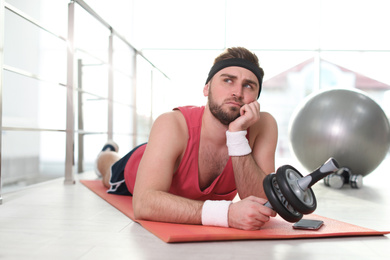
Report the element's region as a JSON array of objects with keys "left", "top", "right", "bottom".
[
  {"left": 113, "top": 71, "right": 133, "bottom": 105},
  {"left": 4, "top": 8, "right": 67, "bottom": 83},
  {"left": 151, "top": 68, "right": 172, "bottom": 120},
  {"left": 226, "top": 0, "right": 321, "bottom": 50},
  {"left": 320, "top": 51, "right": 390, "bottom": 113},
  {"left": 74, "top": 4, "right": 110, "bottom": 62},
  {"left": 141, "top": 49, "right": 221, "bottom": 108},
  {"left": 113, "top": 35, "right": 135, "bottom": 79},
  {"left": 2, "top": 71, "right": 39, "bottom": 128},
  {"left": 113, "top": 103, "right": 133, "bottom": 136},
  {"left": 131, "top": 0, "right": 226, "bottom": 49},
  {"left": 320, "top": 0, "right": 390, "bottom": 50},
  {"left": 39, "top": 131, "right": 66, "bottom": 181},
  {"left": 83, "top": 0, "right": 134, "bottom": 37},
  {"left": 38, "top": 29, "right": 67, "bottom": 84},
  {"left": 320, "top": 52, "right": 390, "bottom": 88},
  {"left": 2, "top": 131, "right": 65, "bottom": 193},
  {"left": 6, "top": 0, "right": 68, "bottom": 37},
  {"left": 82, "top": 93, "right": 108, "bottom": 133},
  {"left": 259, "top": 51, "right": 316, "bottom": 160},
  {"left": 3, "top": 71, "right": 66, "bottom": 130},
  {"left": 79, "top": 60, "right": 108, "bottom": 98},
  {"left": 38, "top": 82, "right": 67, "bottom": 131},
  {"left": 2, "top": 131, "right": 40, "bottom": 192},
  {"left": 136, "top": 56, "right": 152, "bottom": 142}
]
